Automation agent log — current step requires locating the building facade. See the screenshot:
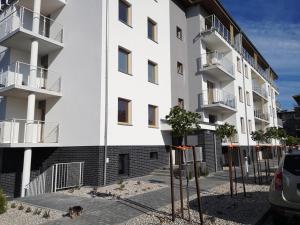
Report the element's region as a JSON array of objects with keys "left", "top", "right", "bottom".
[{"left": 0, "top": 0, "right": 280, "bottom": 197}]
